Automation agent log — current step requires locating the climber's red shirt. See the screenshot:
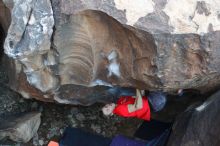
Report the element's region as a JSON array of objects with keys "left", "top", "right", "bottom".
[{"left": 113, "top": 96, "right": 151, "bottom": 121}]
